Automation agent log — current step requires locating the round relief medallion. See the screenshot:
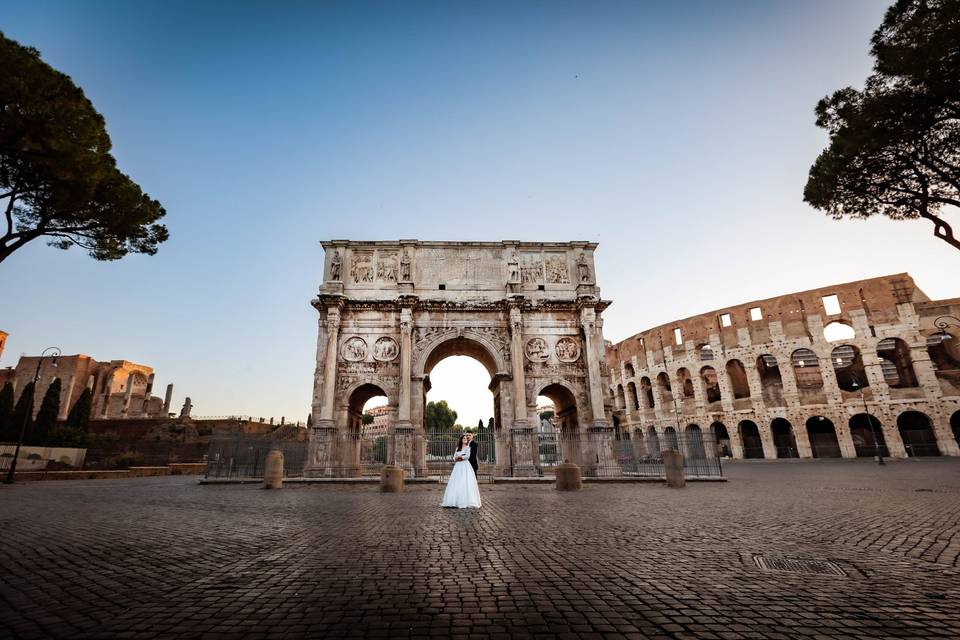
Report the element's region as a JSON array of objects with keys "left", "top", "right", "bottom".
[
  {"left": 555, "top": 337, "right": 580, "bottom": 362},
  {"left": 340, "top": 336, "right": 368, "bottom": 362},
  {"left": 373, "top": 336, "right": 400, "bottom": 361},
  {"left": 525, "top": 337, "right": 549, "bottom": 362}
]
